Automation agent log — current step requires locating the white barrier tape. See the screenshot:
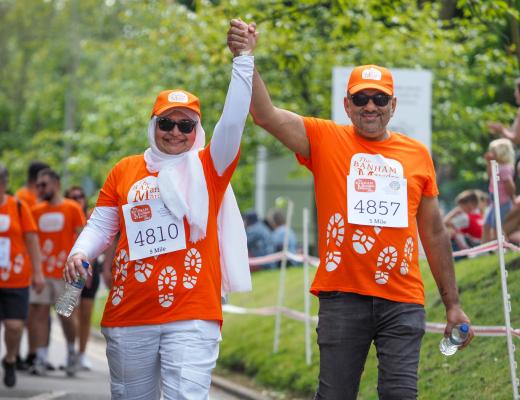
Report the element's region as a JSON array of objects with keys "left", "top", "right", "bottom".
[
  {"left": 248, "top": 251, "right": 284, "bottom": 266},
  {"left": 452, "top": 240, "right": 498, "bottom": 257},
  {"left": 505, "top": 242, "right": 520, "bottom": 253},
  {"left": 223, "top": 304, "right": 520, "bottom": 337}
]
